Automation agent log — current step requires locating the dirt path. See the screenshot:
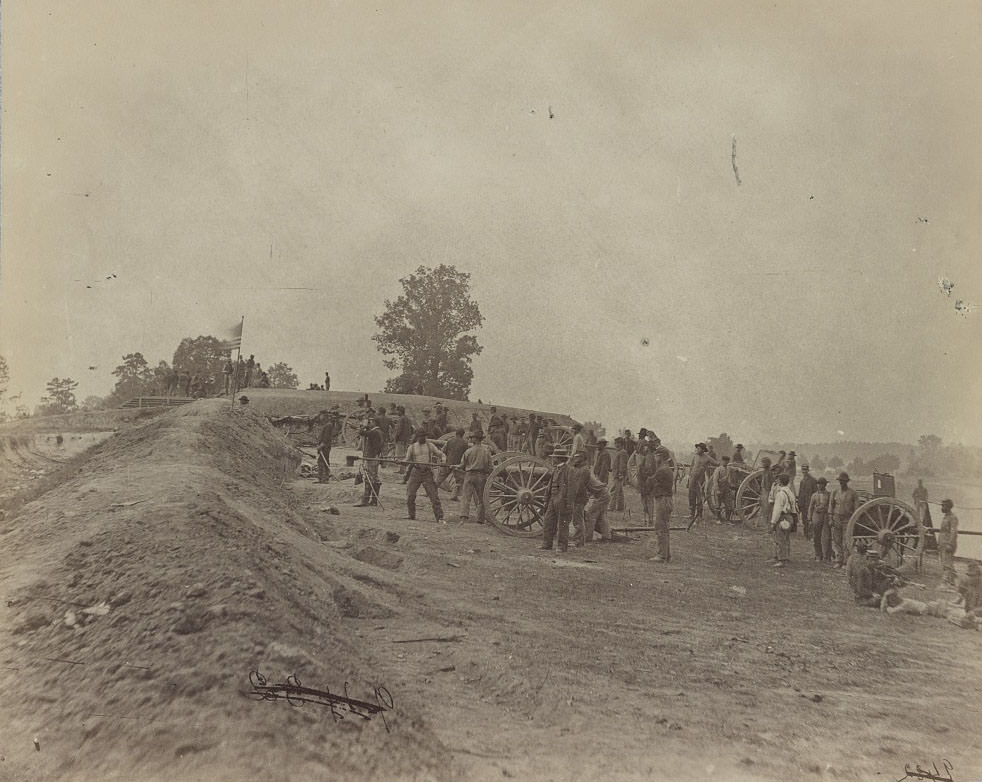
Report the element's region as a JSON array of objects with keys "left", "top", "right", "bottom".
[{"left": 294, "top": 470, "right": 982, "bottom": 781}]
